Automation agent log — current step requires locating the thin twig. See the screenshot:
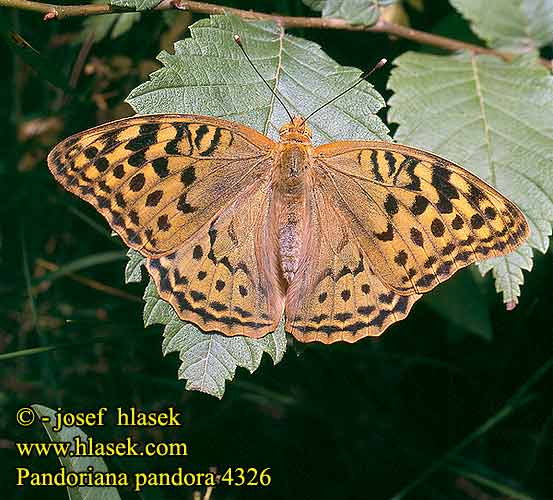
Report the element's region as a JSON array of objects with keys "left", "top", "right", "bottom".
[{"left": 1, "top": 0, "right": 551, "bottom": 68}]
